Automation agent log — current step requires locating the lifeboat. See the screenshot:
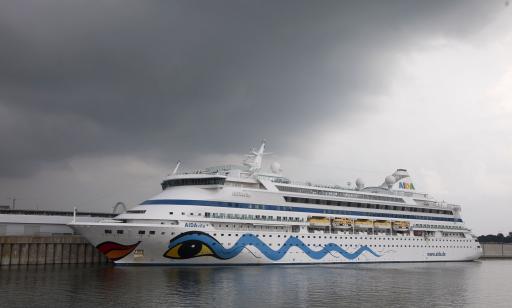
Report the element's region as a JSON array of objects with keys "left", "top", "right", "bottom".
[
  {"left": 307, "top": 216, "right": 330, "bottom": 227},
  {"left": 392, "top": 221, "right": 410, "bottom": 231},
  {"left": 373, "top": 220, "right": 391, "bottom": 229},
  {"left": 354, "top": 219, "right": 373, "bottom": 229},
  {"left": 332, "top": 217, "right": 353, "bottom": 229}
]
